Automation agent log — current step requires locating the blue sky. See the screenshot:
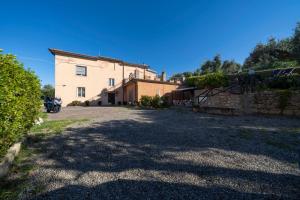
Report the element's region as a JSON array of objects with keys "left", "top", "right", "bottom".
[{"left": 1, "top": 0, "right": 300, "bottom": 85}]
